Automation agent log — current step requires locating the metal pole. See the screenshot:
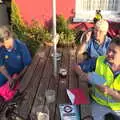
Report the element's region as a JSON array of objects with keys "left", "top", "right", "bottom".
[{"left": 52, "top": 0, "right": 57, "bottom": 77}]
